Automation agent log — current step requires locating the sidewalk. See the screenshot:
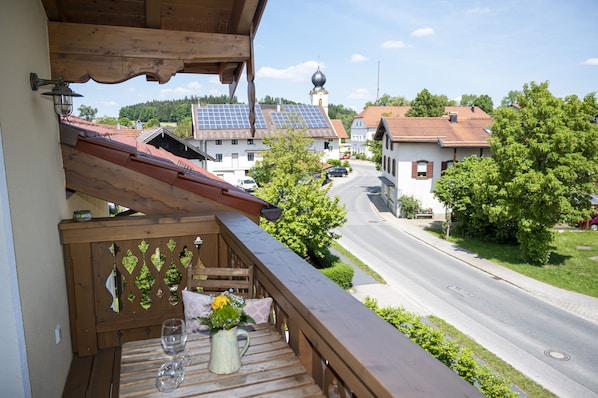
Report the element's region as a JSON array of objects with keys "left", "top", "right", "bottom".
[{"left": 349, "top": 194, "right": 598, "bottom": 326}]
